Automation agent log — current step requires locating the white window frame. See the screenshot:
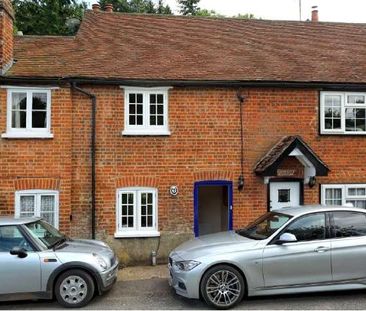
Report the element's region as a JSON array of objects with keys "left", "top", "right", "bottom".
[
  {"left": 14, "top": 190, "right": 59, "bottom": 228},
  {"left": 121, "top": 86, "right": 171, "bottom": 136},
  {"left": 321, "top": 184, "right": 366, "bottom": 208},
  {"left": 115, "top": 187, "right": 160, "bottom": 238},
  {"left": 320, "top": 91, "right": 366, "bottom": 135},
  {"left": 2, "top": 88, "right": 53, "bottom": 139}
]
